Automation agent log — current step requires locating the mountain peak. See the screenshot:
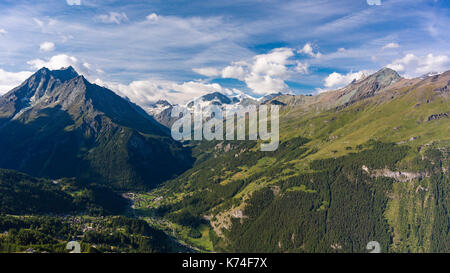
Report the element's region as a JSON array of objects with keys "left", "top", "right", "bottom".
[
  {"left": 26, "top": 66, "right": 80, "bottom": 88},
  {"left": 375, "top": 67, "right": 400, "bottom": 78},
  {"left": 36, "top": 67, "right": 50, "bottom": 74},
  {"left": 201, "top": 92, "right": 232, "bottom": 104},
  {"left": 0, "top": 67, "right": 192, "bottom": 189},
  {"left": 48, "top": 66, "right": 79, "bottom": 82},
  {"left": 340, "top": 67, "right": 402, "bottom": 104},
  {"left": 0, "top": 67, "right": 85, "bottom": 119},
  {"left": 153, "top": 99, "right": 172, "bottom": 107},
  {"left": 145, "top": 100, "right": 173, "bottom": 118}
]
